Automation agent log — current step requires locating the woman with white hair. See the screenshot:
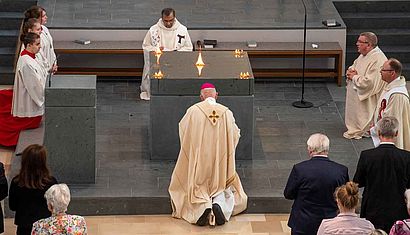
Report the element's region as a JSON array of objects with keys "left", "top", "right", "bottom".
[
  {"left": 389, "top": 189, "right": 410, "bottom": 234},
  {"left": 31, "top": 184, "right": 87, "bottom": 235}
]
